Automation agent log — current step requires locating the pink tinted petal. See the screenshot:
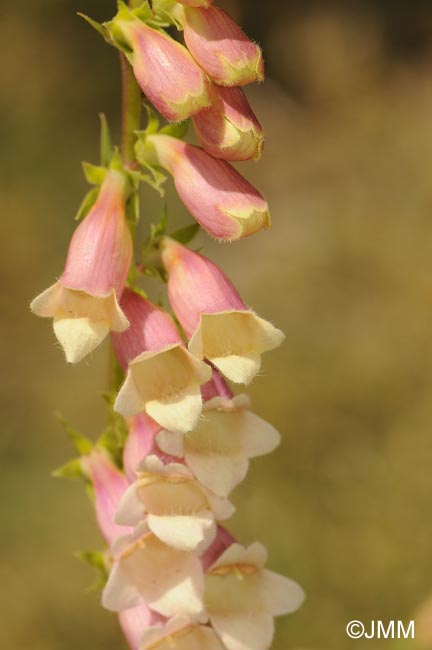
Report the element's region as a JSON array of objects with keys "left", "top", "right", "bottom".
[
  {"left": 112, "top": 289, "right": 182, "bottom": 369},
  {"left": 119, "top": 21, "right": 210, "bottom": 122},
  {"left": 81, "top": 450, "right": 130, "bottom": 545},
  {"left": 180, "top": 6, "right": 264, "bottom": 86},
  {"left": 161, "top": 238, "right": 246, "bottom": 336},
  {"left": 147, "top": 135, "right": 269, "bottom": 241},
  {"left": 62, "top": 169, "right": 132, "bottom": 297}
]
